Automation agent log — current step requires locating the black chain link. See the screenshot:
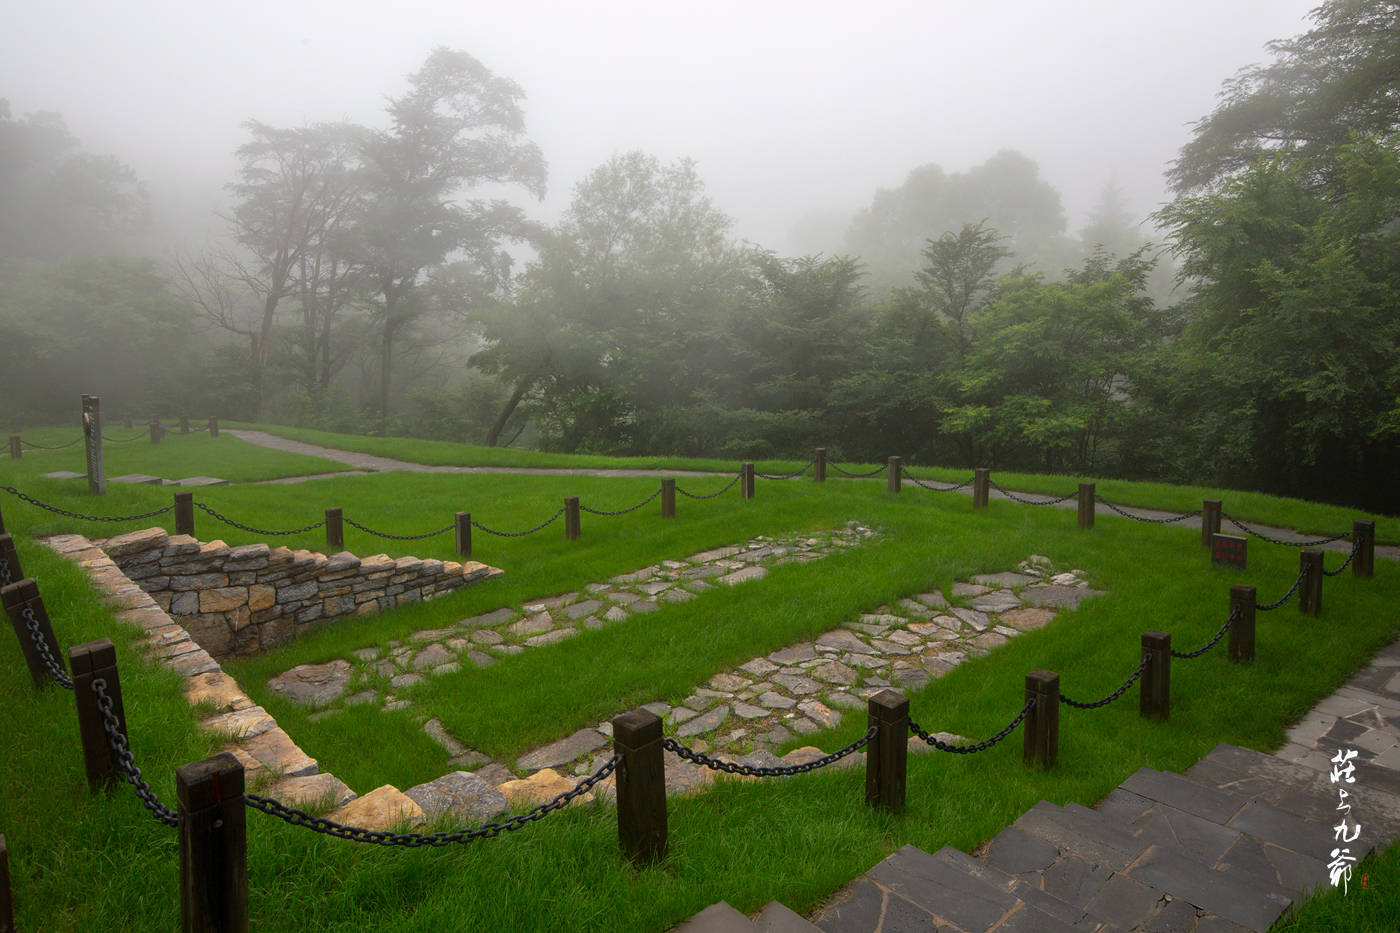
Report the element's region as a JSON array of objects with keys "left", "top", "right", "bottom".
[
  {"left": 101, "top": 432, "right": 148, "bottom": 444},
  {"left": 343, "top": 516, "right": 454, "bottom": 541},
  {"left": 21, "top": 438, "right": 82, "bottom": 450},
  {"left": 0, "top": 555, "right": 11, "bottom": 586},
  {"left": 21, "top": 605, "right": 74, "bottom": 689},
  {"left": 1171, "top": 606, "right": 1241, "bottom": 659},
  {"left": 907, "top": 474, "right": 975, "bottom": 492},
  {"left": 1223, "top": 515, "right": 1351, "bottom": 548},
  {"left": 1060, "top": 654, "right": 1152, "bottom": 709},
  {"left": 662, "top": 726, "right": 875, "bottom": 776},
  {"left": 246, "top": 754, "right": 618, "bottom": 845},
  {"left": 987, "top": 480, "right": 1078, "bottom": 505},
  {"left": 579, "top": 488, "right": 663, "bottom": 516},
  {"left": 756, "top": 461, "right": 815, "bottom": 480},
  {"left": 1323, "top": 539, "right": 1360, "bottom": 577},
  {"left": 1096, "top": 497, "right": 1203, "bottom": 524},
  {"left": 675, "top": 473, "right": 743, "bottom": 500},
  {"left": 829, "top": 463, "right": 888, "bottom": 478},
  {"left": 0, "top": 485, "right": 174, "bottom": 523},
  {"left": 190, "top": 424, "right": 211, "bottom": 432},
  {"left": 471, "top": 507, "right": 566, "bottom": 538},
  {"left": 92, "top": 678, "right": 179, "bottom": 826},
  {"left": 193, "top": 500, "right": 325, "bottom": 536},
  {"left": 1257, "top": 565, "right": 1309, "bottom": 611},
  {"left": 908, "top": 697, "right": 1036, "bottom": 754}
]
